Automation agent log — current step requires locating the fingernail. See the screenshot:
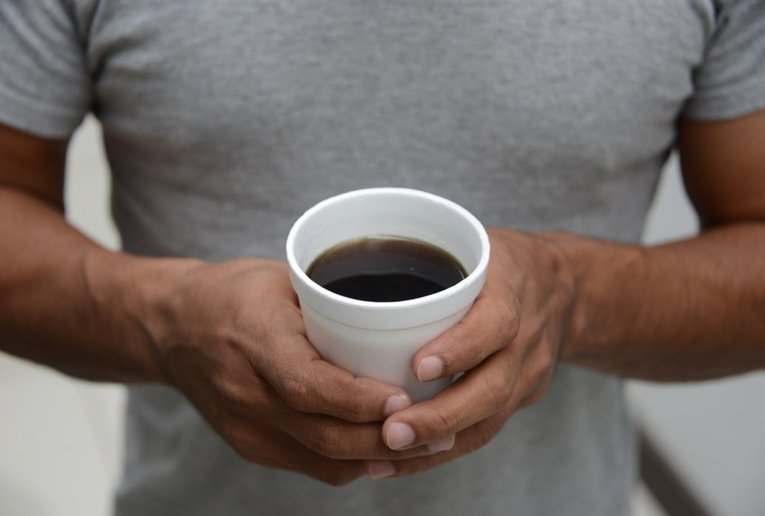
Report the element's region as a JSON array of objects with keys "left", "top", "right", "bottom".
[
  {"left": 368, "top": 461, "right": 396, "bottom": 479},
  {"left": 427, "top": 435, "right": 455, "bottom": 453},
  {"left": 386, "top": 422, "right": 416, "bottom": 450},
  {"left": 384, "top": 394, "right": 412, "bottom": 417},
  {"left": 417, "top": 356, "right": 444, "bottom": 382}
]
